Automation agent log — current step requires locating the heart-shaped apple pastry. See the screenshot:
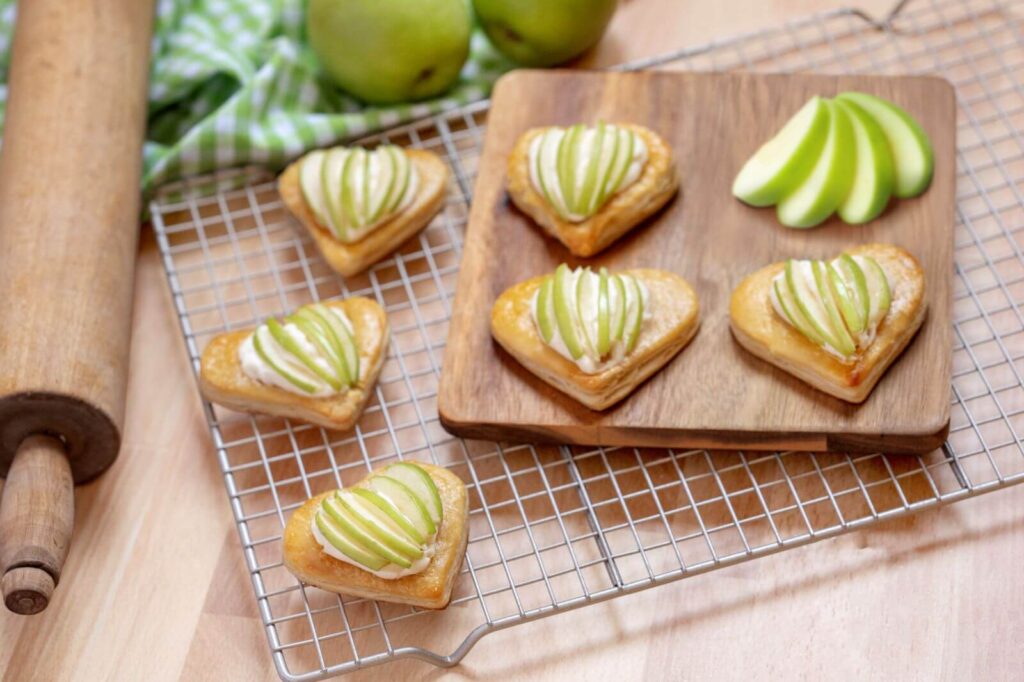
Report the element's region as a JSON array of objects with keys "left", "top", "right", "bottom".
[
  {"left": 729, "top": 243, "right": 926, "bottom": 403},
  {"left": 491, "top": 264, "right": 700, "bottom": 410},
  {"left": 283, "top": 461, "right": 468, "bottom": 609},
  {"left": 507, "top": 122, "right": 679, "bottom": 257},
  {"left": 279, "top": 144, "right": 448, "bottom": 276},
  {"left": 199, "top": 298, "right": 388, "bottom": 431}
]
